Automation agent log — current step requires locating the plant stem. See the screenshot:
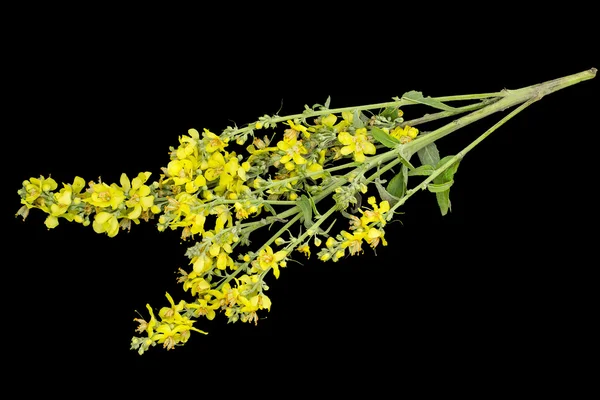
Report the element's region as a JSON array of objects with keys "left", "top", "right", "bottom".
[
  {"left": 401, "top": 97, "right": 500, "bottom": 128},
  {"left": 226, "top": 91, "right": 518, "bottom": 137},
  {"left": 401, "top": 68, "right": 597, "bottom": 158}
]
